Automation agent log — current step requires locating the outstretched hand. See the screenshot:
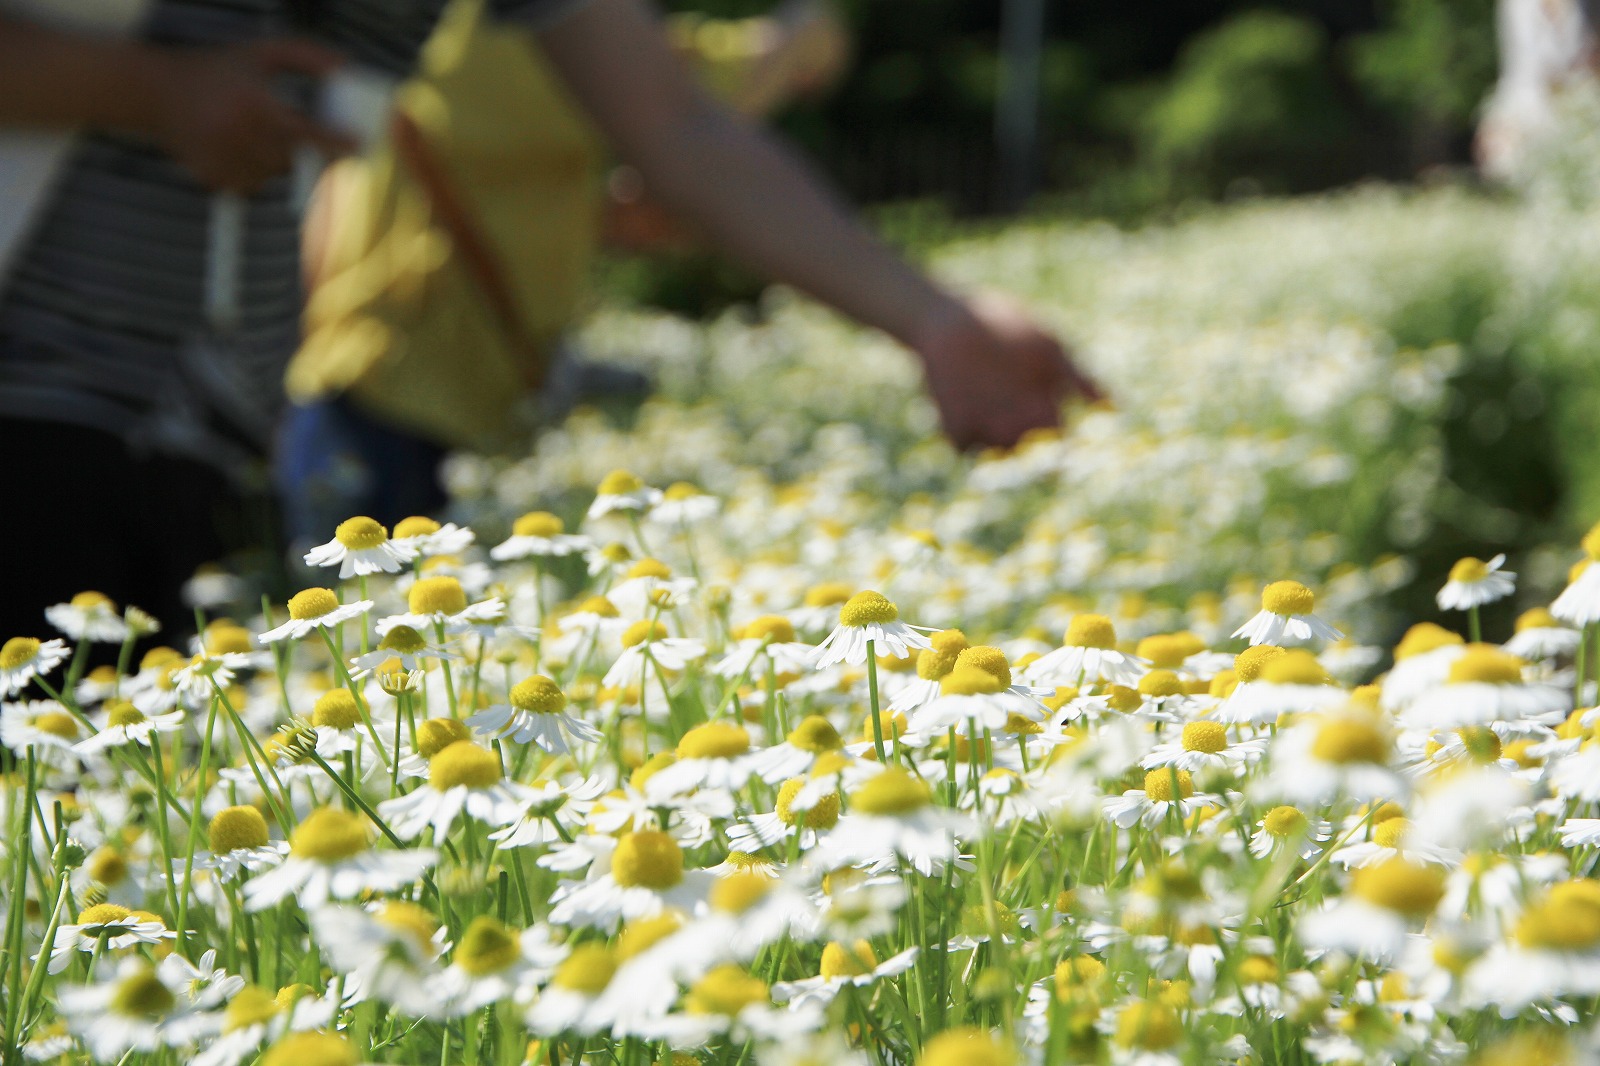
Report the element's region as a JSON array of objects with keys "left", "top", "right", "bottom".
[{"left": 911, "top": 292, "right": 1104, "bottom": 452}]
